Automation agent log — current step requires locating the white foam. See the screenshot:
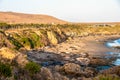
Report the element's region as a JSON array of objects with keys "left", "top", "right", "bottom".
[
  {"left": 106, "top": 39, "right": 120, "bottom": 47},
  {"left": 113, "top": 59, "right": 120, "bottom": 66}
]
